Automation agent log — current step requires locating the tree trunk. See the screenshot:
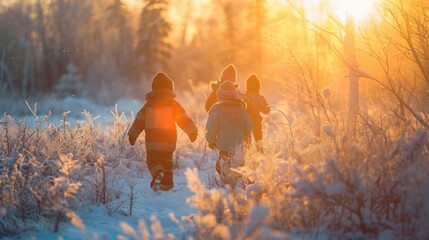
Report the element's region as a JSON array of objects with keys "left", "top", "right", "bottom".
[
  {"left": 21, "top": 3, "right": 32, "bottom": 99},
  {"left": 36, "top": 0, "right": 54, "bottom": 92},
  {"left": 0, "top": 50, "right": 13, "bottom": 92},
  {"left": 22, "top": 40, "right": 30, "bottom": 99},
  {"left": 344, "top": 15, "right": 359, "bottom": 138}
]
